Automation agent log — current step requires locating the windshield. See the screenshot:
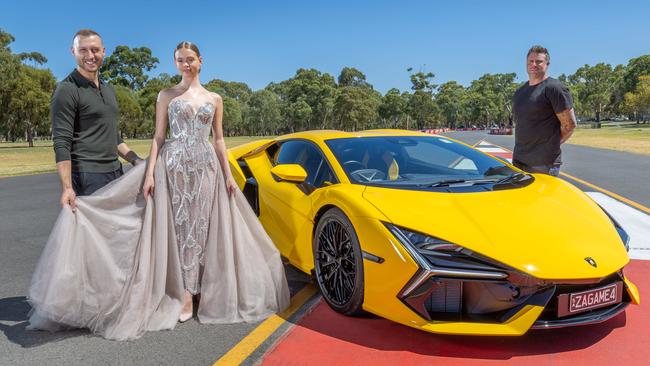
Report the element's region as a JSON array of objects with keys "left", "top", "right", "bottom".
[{"left": 326, "top": 136, "right": 522, "bottom": 188}]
